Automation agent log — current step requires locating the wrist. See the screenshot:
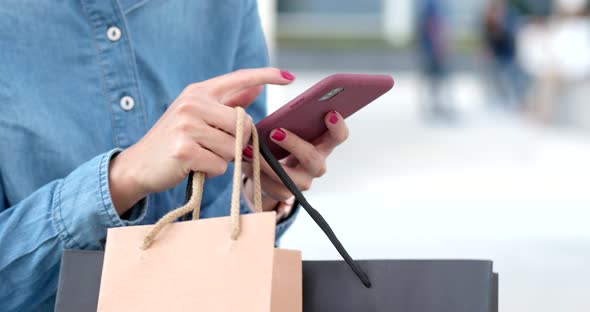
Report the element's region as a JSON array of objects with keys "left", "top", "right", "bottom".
[
  {"left": 108, "top": 149, "right": 147, "bottom": 215},
  {"left": 274, "top": 196, "right": 295, "bottom": 221}
]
